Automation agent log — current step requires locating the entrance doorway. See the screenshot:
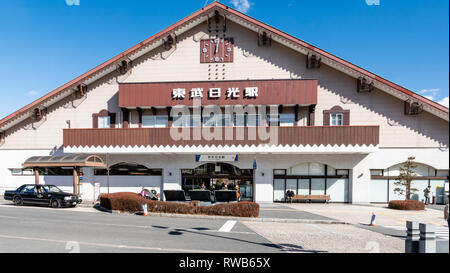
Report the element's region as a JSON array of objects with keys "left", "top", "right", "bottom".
[{"left": 181, "top": 163, "right": 254, "bottom": 201}]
